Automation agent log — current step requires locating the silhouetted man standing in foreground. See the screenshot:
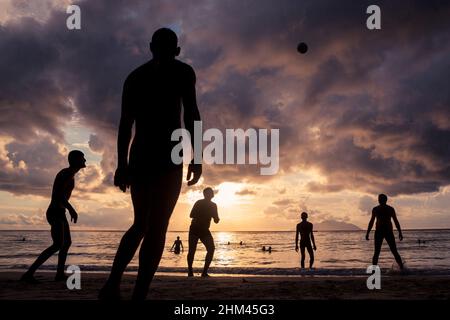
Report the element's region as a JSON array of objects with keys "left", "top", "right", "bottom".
[
  {"left": 100, "top": 28, "right": 202, "bottom": 300},
  {"left": 366, "top": 194, "right": 404, "bottom": 269},
  {"left": 21, "top": 150, "right": 86, "bottom": 283},
  {"left": 187, "top": 188, "right": 219, "bottom": 277},
  {"left": 295, "top": 212, "right": 317, "bottom": 269}
]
